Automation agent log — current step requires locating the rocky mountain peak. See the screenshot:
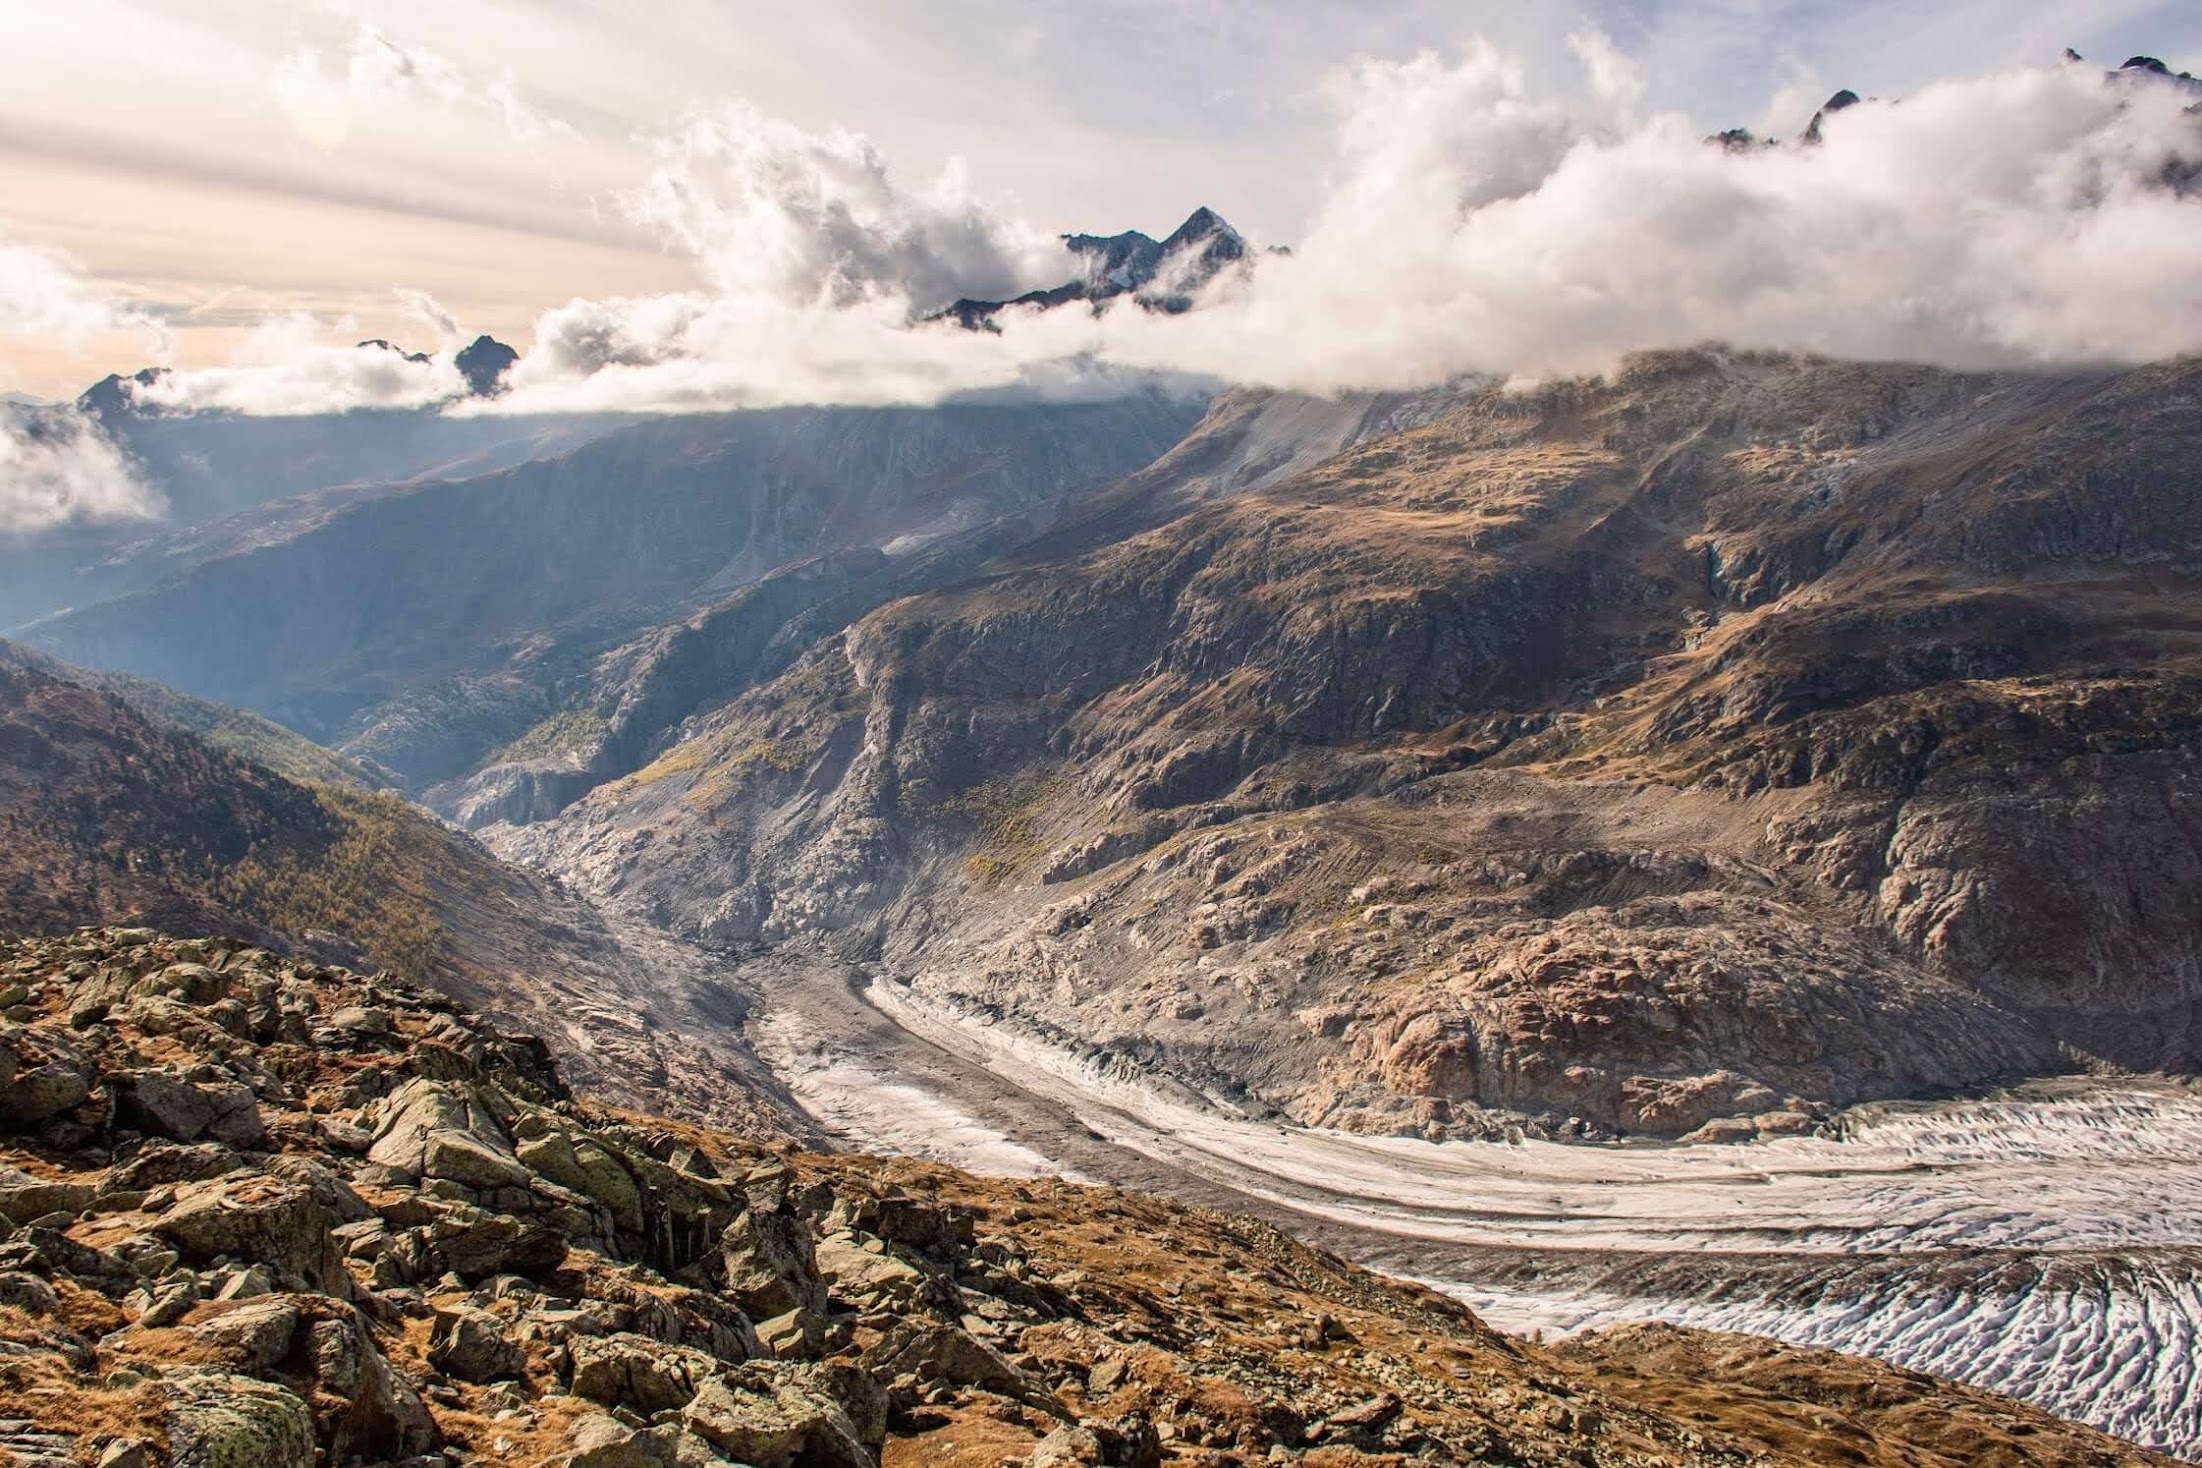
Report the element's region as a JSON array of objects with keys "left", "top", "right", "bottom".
[
  {"left": 454, "top": 334, "right": 520, "bottom": 397},
  {"left": 354, "top": 338, "right": 432, "bottom": 364},
  {"left": 950, "top": 209, "right": 1254, "bottom": 328},
  {"left": 2118, "top": 53, "right": 2202, "bottom": 89},
  {"left": 1159, "top": 206, "right": 1236, "bottom": 252},
  {"left": 1147, "top": 206, "right": 1249, "bottom": 307},
  {"left": 1801, "top": 87, "right": 1863, "bottom": 144},
  {"left": 75, "top": 366, "right": 170, "bottom": 422},
  {"left": 1062, "top": 229, "right": 1164, "bottom": 291}
]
